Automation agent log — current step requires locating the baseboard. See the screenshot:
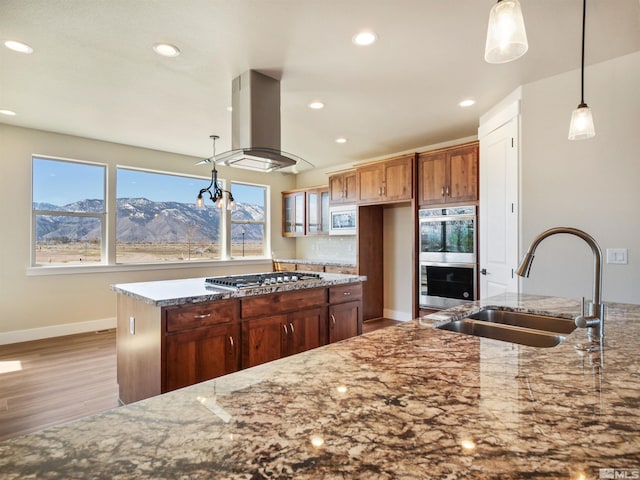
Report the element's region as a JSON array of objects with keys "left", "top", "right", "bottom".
[
  {"left": 382, "top": 309, "right": 413, "bottom": 322},
  {"left": 0, "top": 317, "right": 117, "bottom": 345}
]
